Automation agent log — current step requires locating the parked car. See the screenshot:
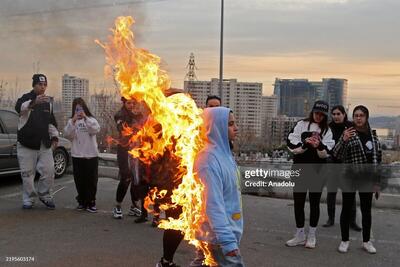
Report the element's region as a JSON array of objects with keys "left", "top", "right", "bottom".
[{"left": 0, "top": 109, "right": 71, "bottom": 178}]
